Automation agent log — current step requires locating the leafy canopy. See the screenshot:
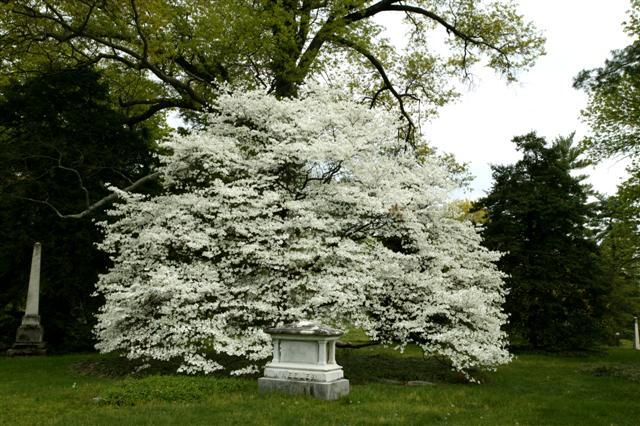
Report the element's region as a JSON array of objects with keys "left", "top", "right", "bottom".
[
  {"left": 575, "top": 0, "right": 640, "bottom": 163},
  {"left": 574, "top": 2, "right": 640, "bottom": 336},
  {"left": 1, "top": 0, "right": 545, "bottom": 138},
  {"left": 596, "top": 185, "right": 640, "bottom": 341}
]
